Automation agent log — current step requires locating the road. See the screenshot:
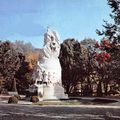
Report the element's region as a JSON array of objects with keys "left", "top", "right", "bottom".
[{"left": 0, "top": 104, "right": 120, "bottom": 120}]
